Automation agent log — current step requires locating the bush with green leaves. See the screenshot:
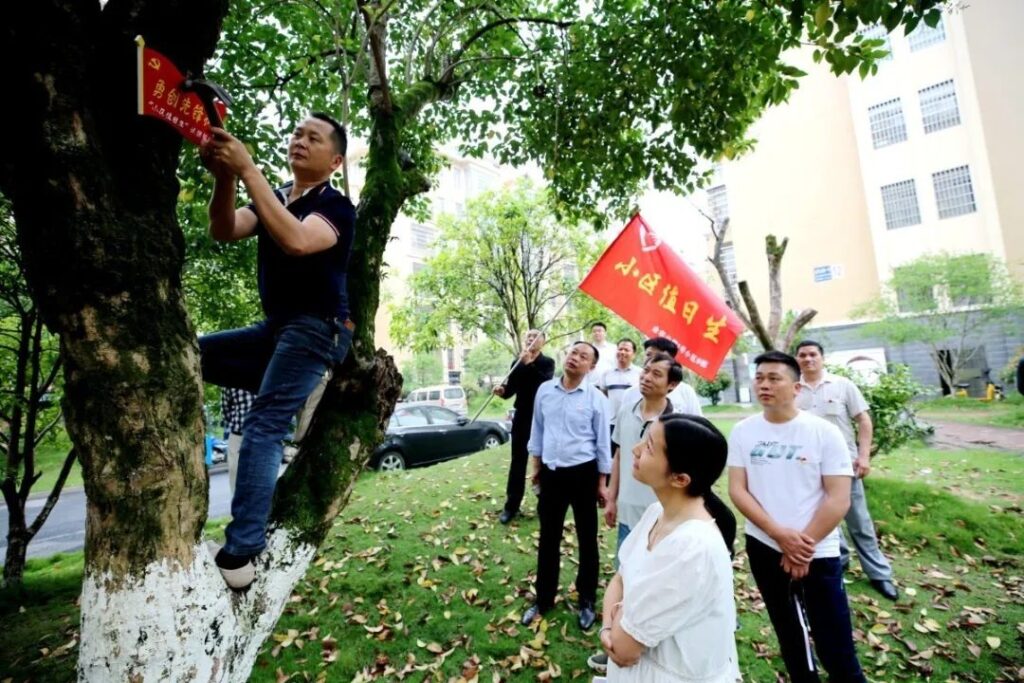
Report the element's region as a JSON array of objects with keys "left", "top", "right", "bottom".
[
  {"left": 695, "top": 372, "right": 733, "bottom": 406},
  {"left": 829, "top": 363, "right": 931, "bottom": 456}
]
